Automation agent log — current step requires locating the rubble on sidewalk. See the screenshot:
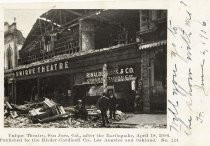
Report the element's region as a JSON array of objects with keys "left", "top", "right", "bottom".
[{"left": 4, "top": 99, "right": 137, "bottom": 128}]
